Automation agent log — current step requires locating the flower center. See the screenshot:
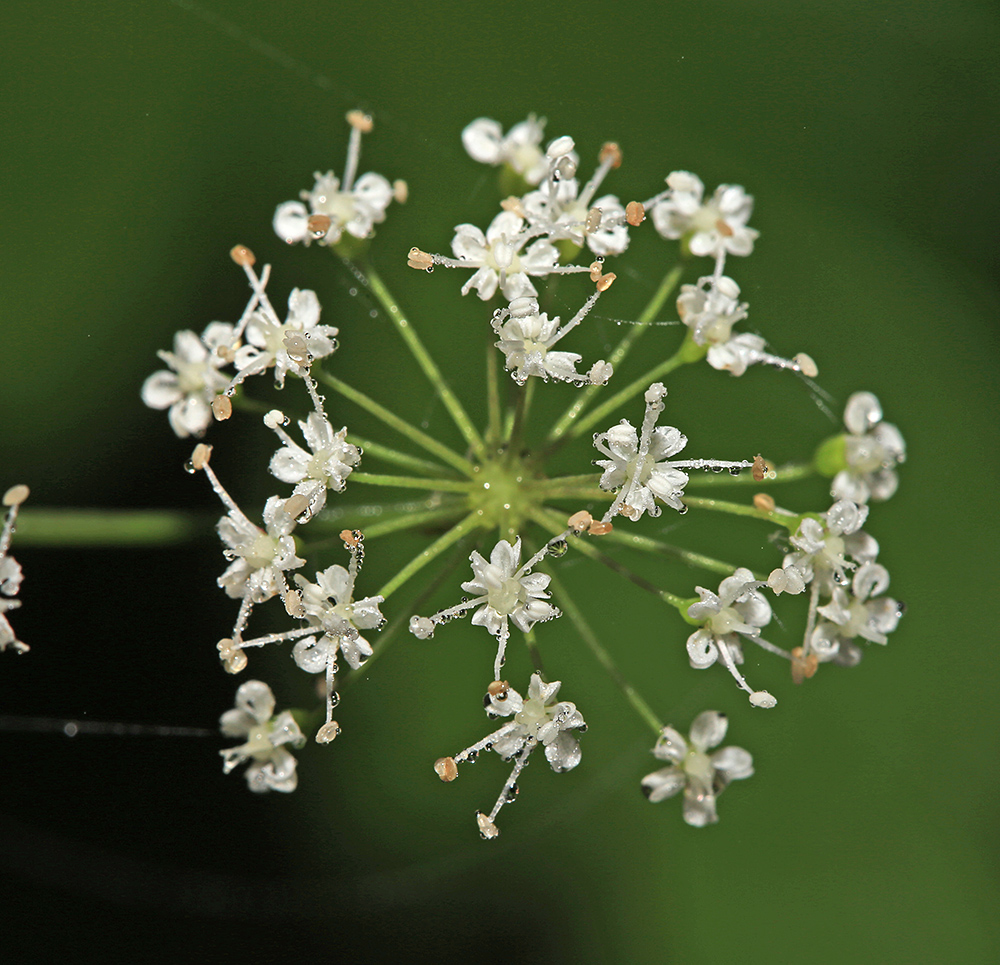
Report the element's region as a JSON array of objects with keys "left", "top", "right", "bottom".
[
  {"left": 488, "top": 576, "right": 526, "bottom": 615},
  {"left": 247, "top": 533, "right": 279, "bottom": 570}
]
